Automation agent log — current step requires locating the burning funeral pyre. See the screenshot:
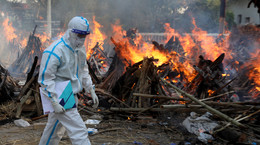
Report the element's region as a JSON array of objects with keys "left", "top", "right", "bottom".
[{"left": 0, "top": 14, "right": 260, "bottom": 144}]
